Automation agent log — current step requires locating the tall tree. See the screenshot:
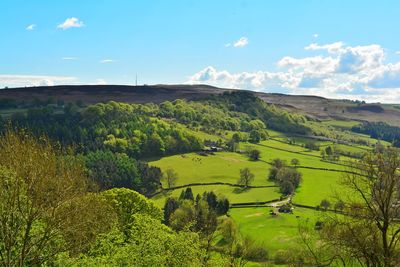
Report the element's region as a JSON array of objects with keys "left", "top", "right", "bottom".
[
  {"left": 301, "top": 148, "right": 400, "bottom": 267},
  {"left": 163, "top": 168, "right": 178, "bottom": 189},
  {"left": 0, "top": 130, "right": 114, "bottom": 266},
  {"left": 238, "top": 168, "right": 255, "bottom": 188}
]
